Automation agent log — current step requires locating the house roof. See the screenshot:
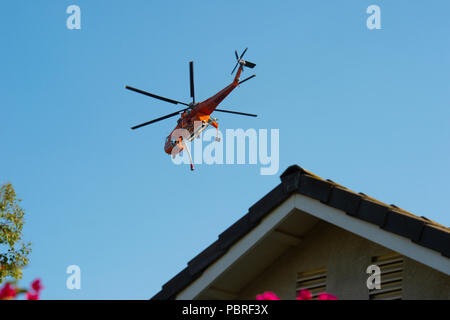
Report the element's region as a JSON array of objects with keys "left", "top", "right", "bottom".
[{"left": 152, "top": 164, "right": 450, "bottom": 300}]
